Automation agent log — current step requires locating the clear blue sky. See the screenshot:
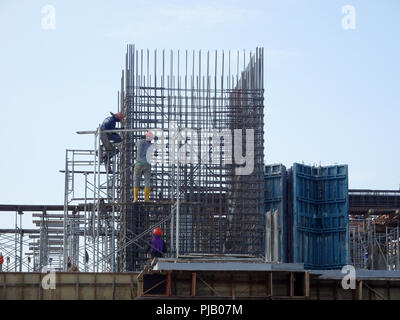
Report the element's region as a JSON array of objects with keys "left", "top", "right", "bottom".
[{"left": 0, "top": 0, "right": 399, "bottom": 208}]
